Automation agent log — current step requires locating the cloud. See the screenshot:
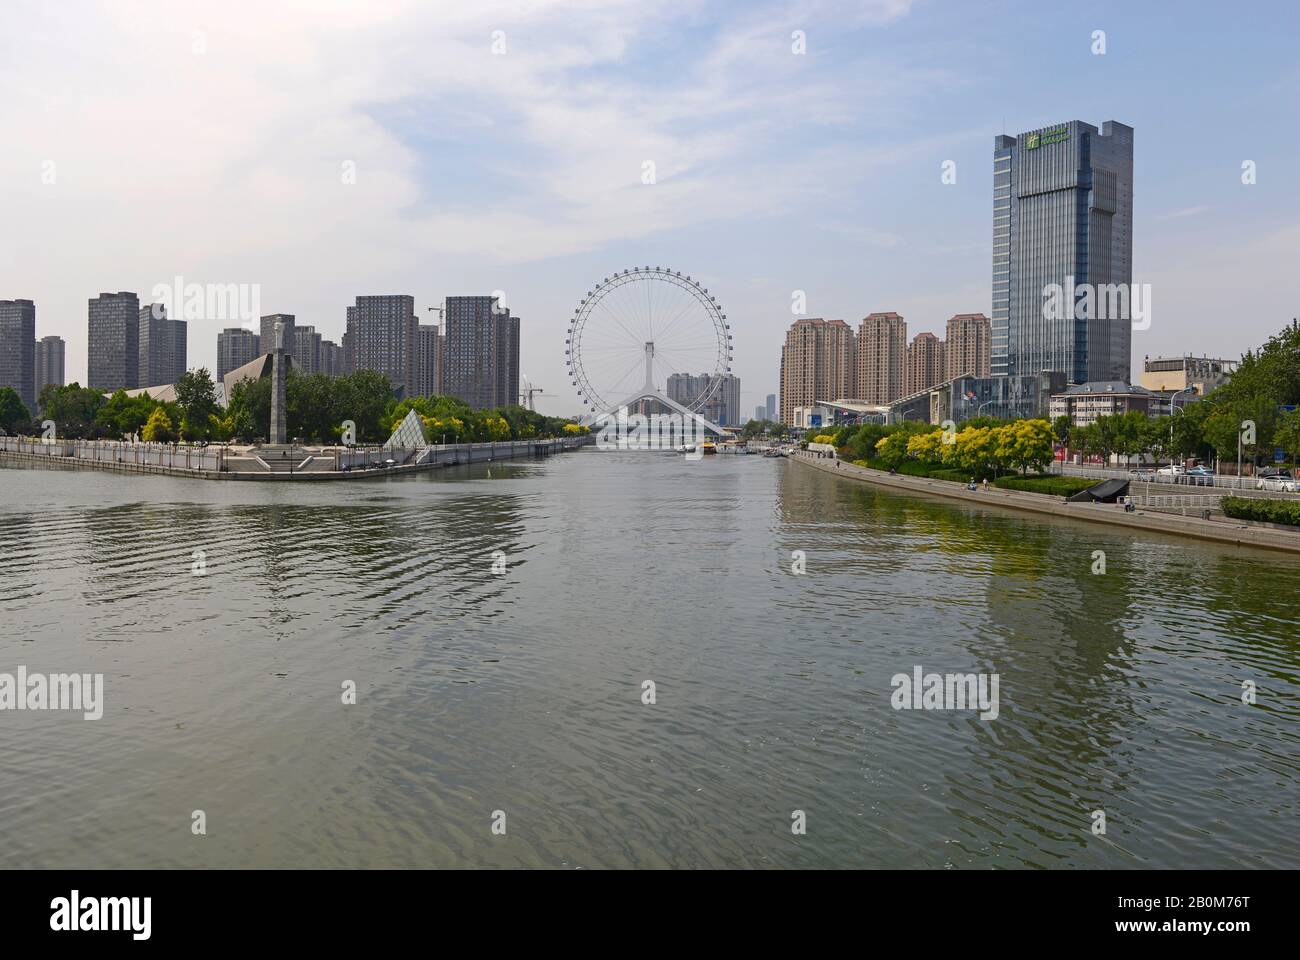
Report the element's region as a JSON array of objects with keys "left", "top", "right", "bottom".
[{"left": 1, "top": 0, "right": 924, "bottom": 385}]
